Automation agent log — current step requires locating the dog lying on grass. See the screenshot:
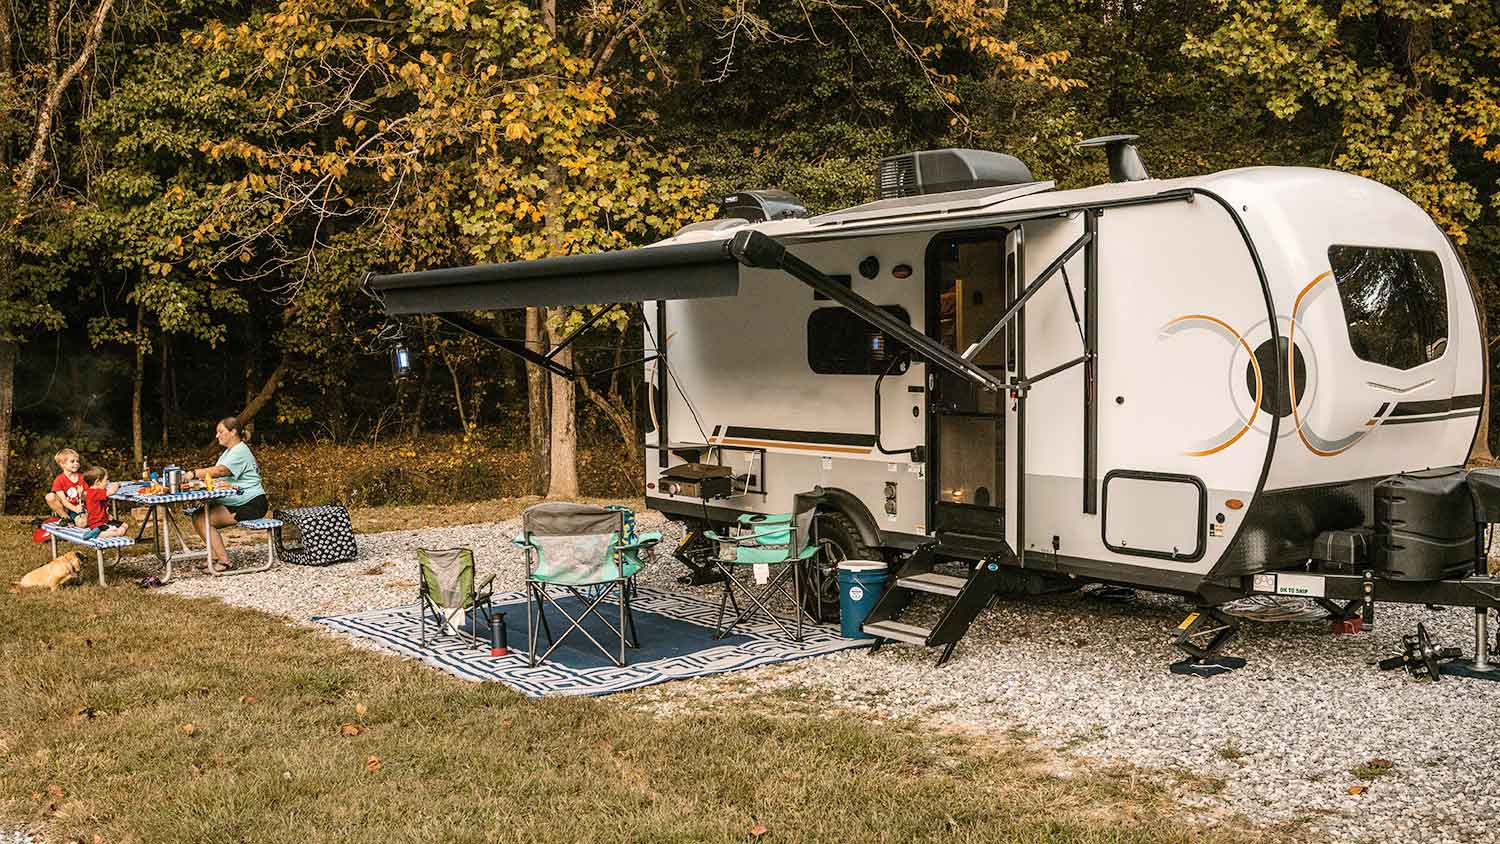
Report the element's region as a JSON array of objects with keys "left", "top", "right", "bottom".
[{"left": 14, "top": 551, "right": 85, "bottom": 591}]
